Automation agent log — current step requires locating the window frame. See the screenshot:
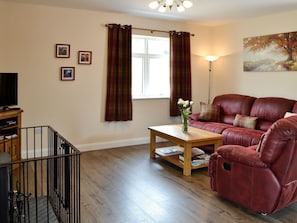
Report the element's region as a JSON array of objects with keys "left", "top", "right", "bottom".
[{"left": 132, "top": 34, "right": 170, "bottom": 100}]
